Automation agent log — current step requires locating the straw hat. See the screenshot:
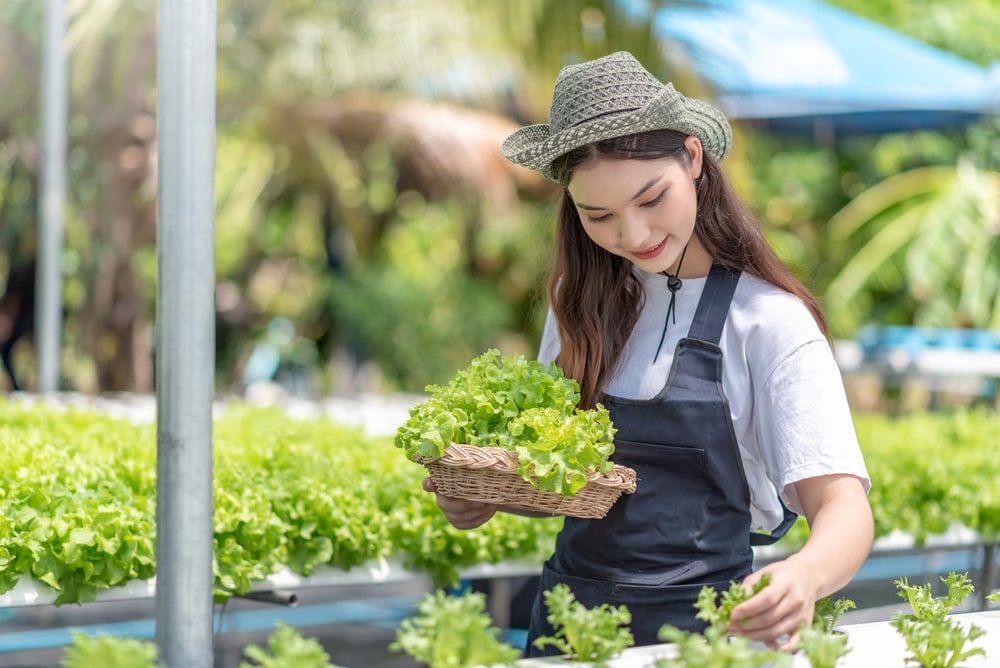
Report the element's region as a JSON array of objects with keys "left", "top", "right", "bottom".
[{"left": 502, "top": 51, "right": 732, "bottom": 181}]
